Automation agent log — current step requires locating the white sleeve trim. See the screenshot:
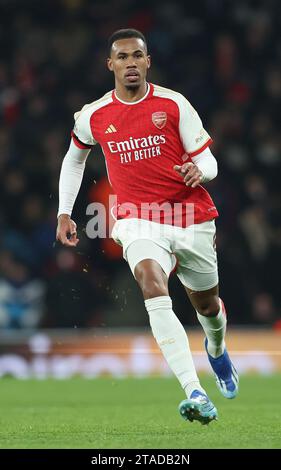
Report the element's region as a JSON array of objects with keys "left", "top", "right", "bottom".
[
  {"left": 177, "top": 94, "right": 212, "bottom": 155},
  {"left": 153, "top": 87, "right": 212, "bottom": 155},
  {"left": 73, "top": 107, "right": 96, "bottom": 146},
  {"left": 73, "top": 92, "right": 113, "bottom": 146},
  {"left": 191, "top": 147, "right": 218, "bottom": 183},
  {"left": 57, "top": 139, "right": 91, "bottom": 217}
]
